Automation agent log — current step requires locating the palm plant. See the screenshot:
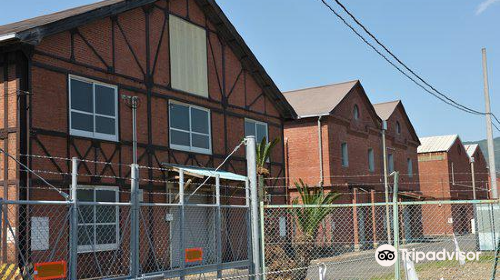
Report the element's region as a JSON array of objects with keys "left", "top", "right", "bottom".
[
  {"left": 256, "top": 137, "right": 279, "bottom": 177},
  {"left": 291, "top": 179, "right": 341, "bottom": 279},
  {"left": 292, "top": 179, "right": 341, "bottom": 239}
]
